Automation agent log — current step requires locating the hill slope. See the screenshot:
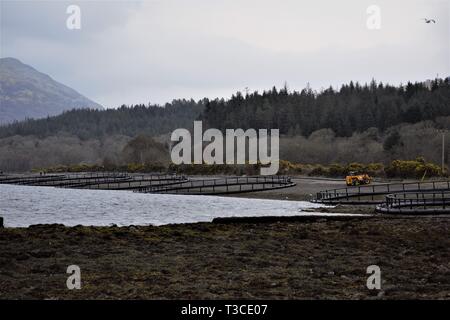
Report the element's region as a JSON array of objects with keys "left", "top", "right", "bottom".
[{"left": 0, "top": 57, "right": 102, "bottom": 124}]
